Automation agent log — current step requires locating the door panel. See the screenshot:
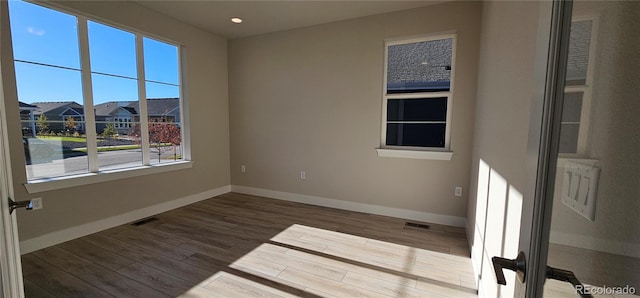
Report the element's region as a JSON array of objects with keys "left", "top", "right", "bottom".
[
  {"left": 0, "top": 0, "right": 26, "bottom": 297},
  {"left": 544, "top": 1, "right": 640, "bottom": 296}
]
